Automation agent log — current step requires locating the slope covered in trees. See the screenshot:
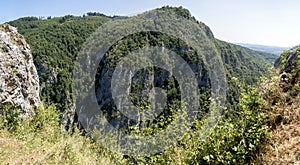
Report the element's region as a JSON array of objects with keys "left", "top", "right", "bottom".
[
  {"left": 9, "top": 14, "right": 111, "bottom": 122},
  {"left": 8, "top": 7, "right": 276, "bottom": 121},
  {"left": 1, "top": 6, "right": 281, "bottom": 164}
]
